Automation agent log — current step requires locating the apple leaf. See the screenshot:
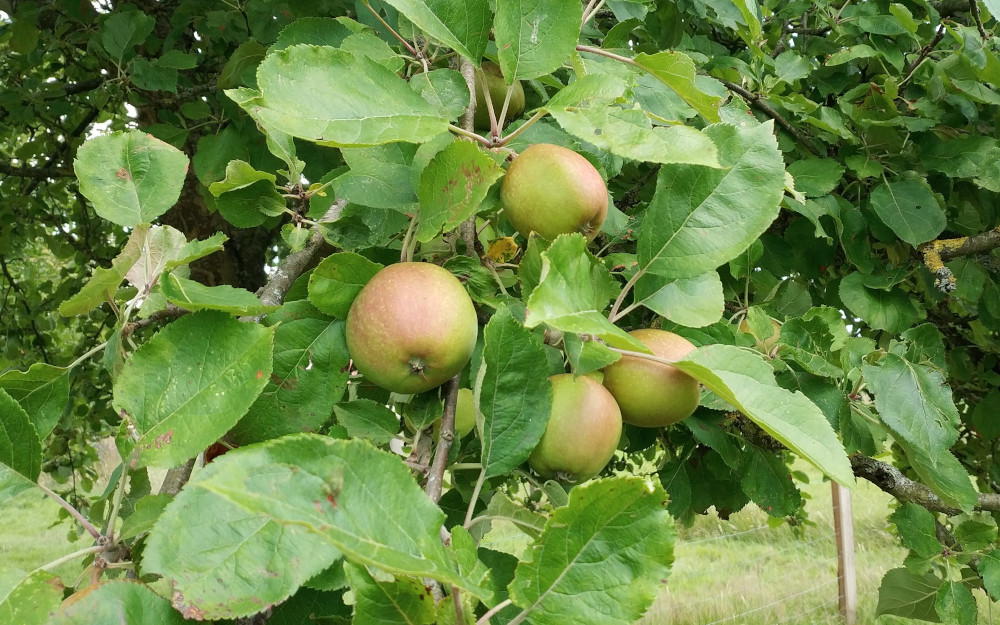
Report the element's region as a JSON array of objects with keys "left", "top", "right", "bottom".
[
  {"left": 672, "top": 344, "right": 855, "bottom": 487},
  {"left": 344, "top": 562, "right": 436, "bottom": 624},
  {"left": 876, "top": 568, "right": 942, "bottom": 622},
  {"left": 380, "top": 0, "right": 490, "bottom": 64},
  {"left": 74, "top": 130, "right": 188, "bottom": 227},
  {"left": 49, "top": 580, "right": 186, "bottom": 624},
  {"left": 869, "top": 178, "right": 946, "bottom": 246},
  {"left": 0, "top": 388, "right": 41, "bottom": 482},
  {"left": 547, "top": 106, "right": 720, "bottom": 167},
  {"left": 936, "top": 581, "right": 978, "bottom": 625},
  {"left": 416, "top": 140, "right": 503, "bottom": 242},
  {"left": 232, "top": 46, "right": 448, "bottom": 146},
  {"left": 123, "top": 224, "right": 187, "bottom": 292},
  {"left": 508, "top": 476, "right": 674, "bottom": 625},
  {"left": 0, "top": 570, "right": 63, "bottom": 625},
  {"left": 113, "top": 311, "right": 274, "bottom": 468},
  {"left": 633, "top": 51, "right": 724, "bottom": 123},
  {"left": 59, "top": 224, "right": 150, "bottom": 317},
  {"left": 637, "top": 121, "right": 785, "bottom": 280},
  {"left": 143, "top": 435, "right": 481, "bottom": 620},
  {"left": 0, "top": 363, "right": 70, "bottom": 440},
  {"left": 334, "top": 144, "right": 419, "bottom": 211},
  {"left": 333, "top": 399, "right": 401, "bottom": 445},
  {"left": 633, "top": 271, "right": 725, "bottom": 327},
  {"left": 308, "top": 252, "right": 383, "bottom": 319},
  {"left": 495, "top": 0, "right": 582, "bottom": 81},
  {"left": 161, "top": 271, "right": 278, "bottom": 316},
  {"left": 525, "top": 234, "right": 649, "bottom": 351},
  {"left": 890, "top": 503, "right": 943, "bottom": 560},
  {"left": 477, "top": 305, "right": 553, "bottom": 479},
  {"left": 839, "top": 272, "right": 918, "bottom": 333},
  {"left": 410, "top": 68, "right": 471, "bottom": 120},
  {"left": 229, "top": 318, "right": 350, "bottom": 446}
]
